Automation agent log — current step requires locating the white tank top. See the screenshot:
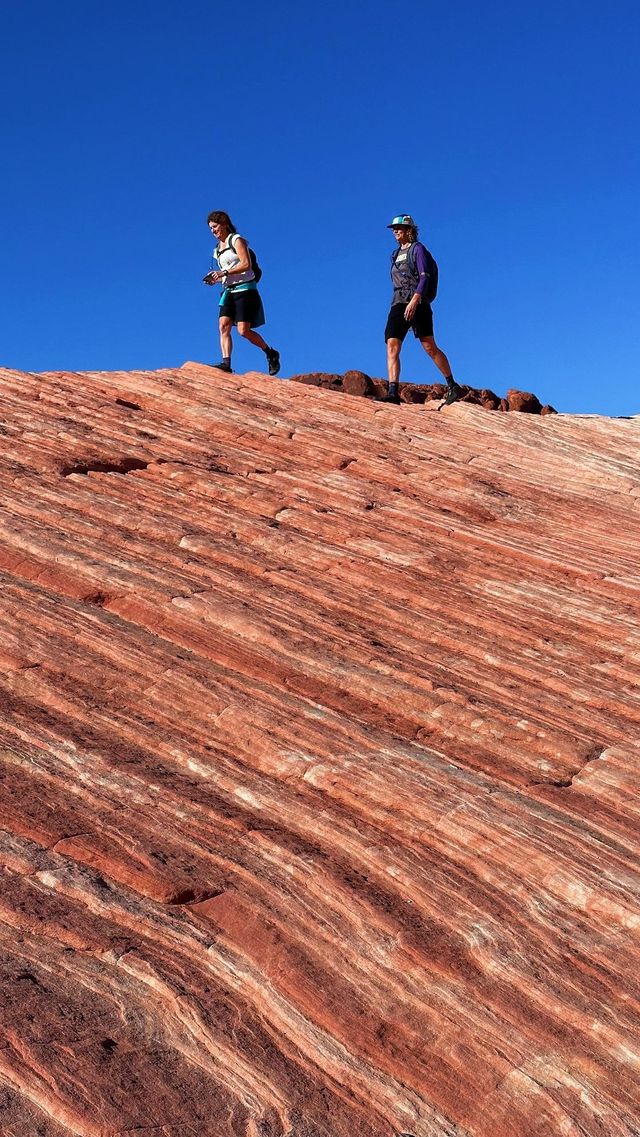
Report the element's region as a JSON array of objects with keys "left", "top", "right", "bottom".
[{"left": 215, "top": 234, "right": 255, "bottom": 286}]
